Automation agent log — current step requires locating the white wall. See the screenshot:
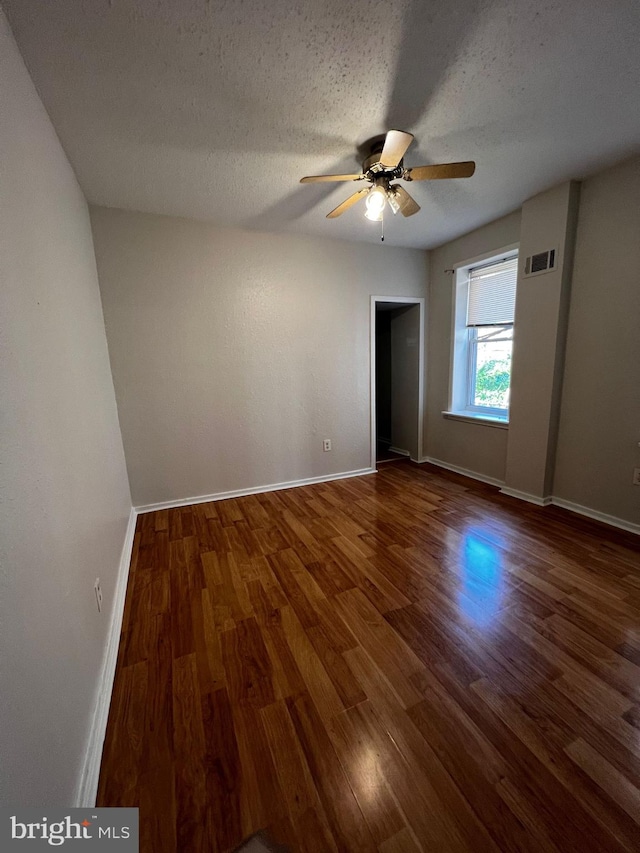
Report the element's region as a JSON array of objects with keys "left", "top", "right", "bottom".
[
  {"left": 425, "top": 211, "right": 522, "bottom": 480},
  {"left": 504, "top": 181, "right": 580, "bottom": 501},
  {"left": 0, "top": 11, "right": 132, "bottom": 807},
  {"left": 554, "top": 157, "right": 640, "bottom": 525},
  {"left": 90, "top": 208, "right": 427, "bottom": 507}
]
